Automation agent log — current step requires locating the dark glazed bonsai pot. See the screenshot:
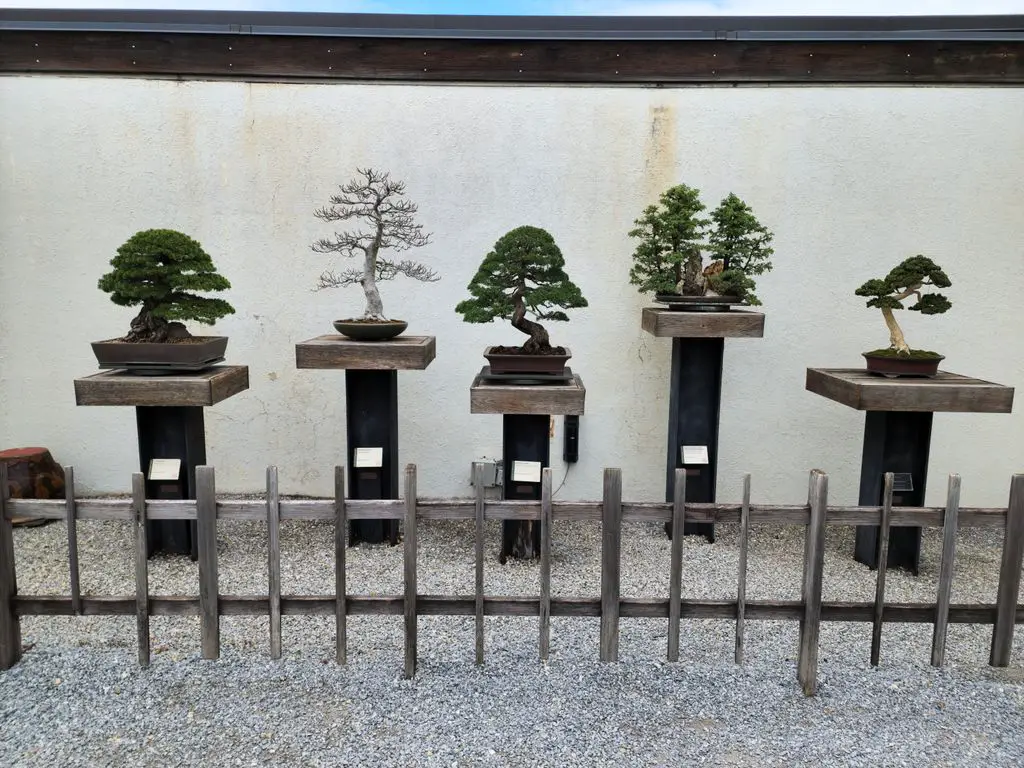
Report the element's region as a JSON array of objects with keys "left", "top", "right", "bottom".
[
  {"left": 333, "top": 319, "right": 408, "bottom": 341},
  {"left": 484, "top": 346, "right": 571, "bottom": 375},
  {"left": 92, "top": 336, "right": 228, "bottom": 373},
  {"left": 655, "top": 294, "right": 744, "bottom": 312},
  {"left": 863, "top": 351, "right": 944, "bottom": 378}
]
